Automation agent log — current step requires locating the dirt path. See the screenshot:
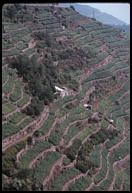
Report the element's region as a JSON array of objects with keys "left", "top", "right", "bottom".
[
  {"left": 92, "top": 140, "right": 109, "bottom": 180},
  {"left": 94, "top": 126, "right": 128, "bottom": 188},
  {"left": 118, "top": 91, "right": 130, "bottom": 101},
  {"left": 4, "top": 96, "right": 32, "bottom": 120},
  {"left": 82, "top": 126, "right": 101, "bottom": 145},
  {"left": 108, "top": 154, "right": 130, "bottom": 191},
  {"left": 16, "top": 116, "right": 28, "bottom": 126},
  {"left": 22, "top": 38, "right": 36, "bottom": 53},
  {"left": 37, "top": 113, "right": 69, "bottom": 142},
  {"left": 64, "top": 117, "right": 88, "bottom": 149},
  {"left": 81, "top": 86, "right": 95, "bottom": 104},
  {"left": 16, "top": 144, "right": 30, "bottom": 163},
  {"left": 7, "top": 83, "right": 16, "bottom": 98},
  {"left": 79, "top": 54, "right": 112, "bottom": 84},
  {"left": 61, "top": 173, "right": 85, "bottom": 191},
  {"left": 2, "top": 75, "right": 9, "bottom": 87},
  {"left": 86, "top": 124, "right": 127, "bottom": 191},
  {"left": 21, "top": 96, "right": 32, "bottom": 110},
  {"left": 43, "top": 155, "right": 65, "bottom": 189},
  {"left": 85, "top": 182, "right": 95, "bottom": 191},
  {"left": 15, "top": 88, "right": 24, "bottom": 105},
  {"left": 2, "top": 64, "right": 9, "bottom": 69},
  {"left": 2, "top": 106, "right": 49, "bottom": 152},
  {"left": 29, "top": 146, "right": 56, "bottom": 169},
  {"left": 4, "top": 108, "right": 18, "bottom": 119}
]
